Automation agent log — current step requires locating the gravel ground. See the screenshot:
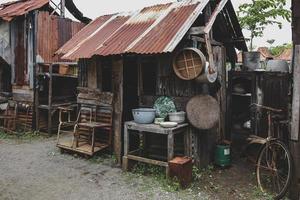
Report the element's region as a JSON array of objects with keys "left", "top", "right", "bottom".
[
  {"left": 0, "top": 135, "right": 209, "bottom": 200},
  {"left": 0, "top": 133, "right": 277, "bottom": 200}
]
